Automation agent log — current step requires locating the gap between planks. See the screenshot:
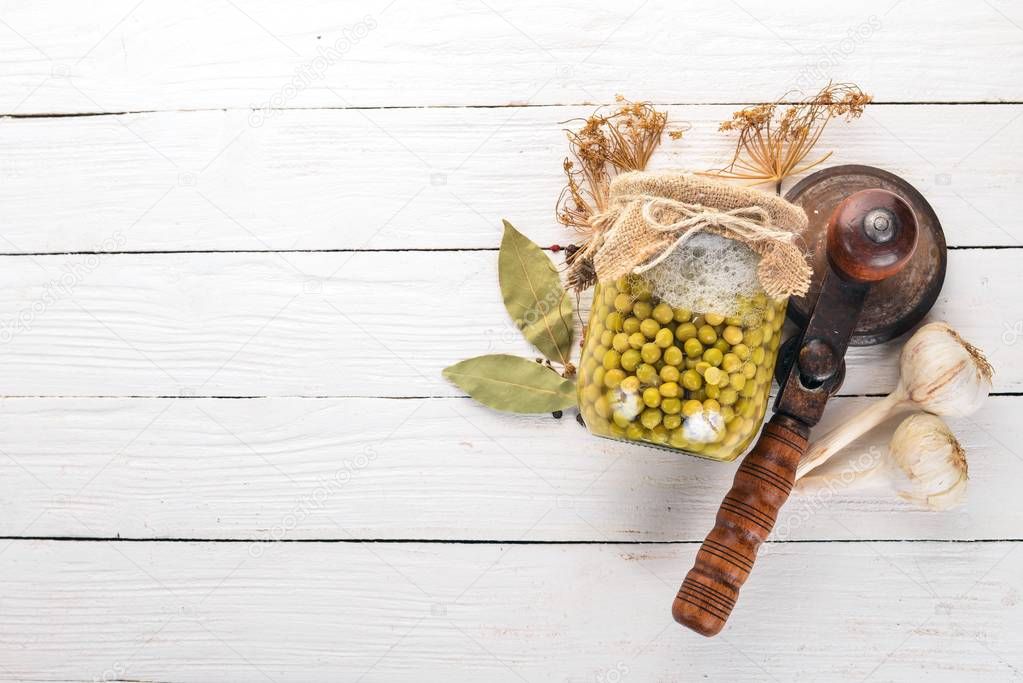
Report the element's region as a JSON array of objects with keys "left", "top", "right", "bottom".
[{"left": 5, "top": 100, "right": 1023, "bottom": 119}]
